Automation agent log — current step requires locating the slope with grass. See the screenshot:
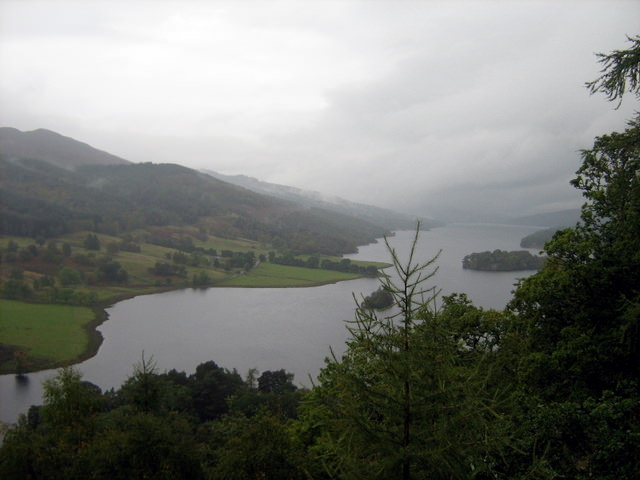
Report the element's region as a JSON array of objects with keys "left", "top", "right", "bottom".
[{"left": 0, "top": 300, "right": 98, "bottom": 373}]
